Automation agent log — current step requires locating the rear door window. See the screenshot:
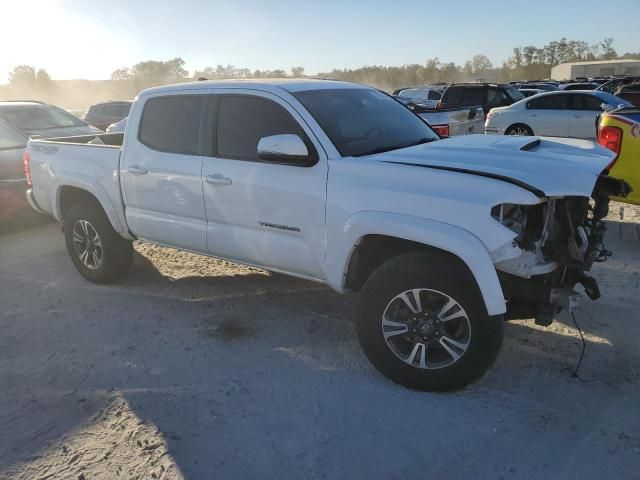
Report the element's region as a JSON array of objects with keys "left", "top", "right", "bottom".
[
  {"left": 216, "top": 95, "right": 308, "bottom": 162},
  {"left": 139, "top": 95, "right": 205, "bottom": 155},
  {"left": 527, "top": 94, "right": 568, "bottom": 110},
  {"left": 460, "top": 88, "right": 485, "bottom": 106},
  {"left": 574, "top": 94, "right": 605, "bottom": 111},
  {"left": 442, "top": 87, "right": 463, "bottom": 104},
  {"left": 487, "top": 88, "right": 510, "bottom": 108}
]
